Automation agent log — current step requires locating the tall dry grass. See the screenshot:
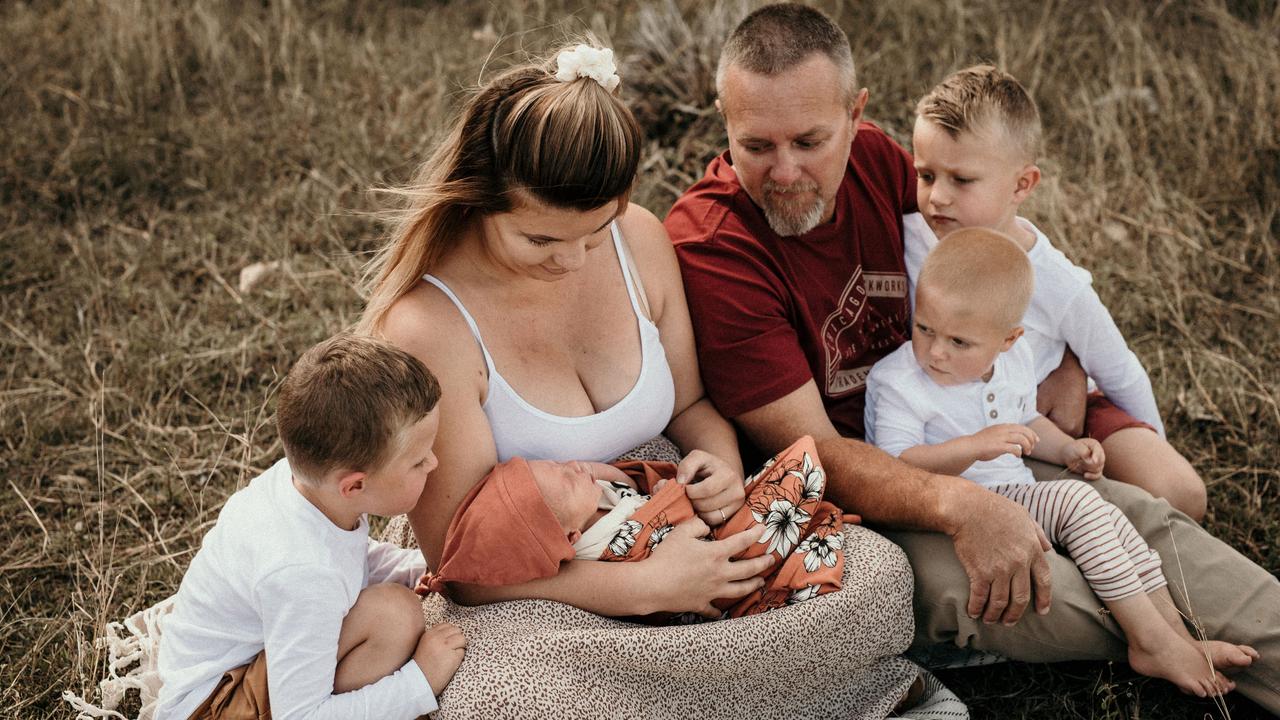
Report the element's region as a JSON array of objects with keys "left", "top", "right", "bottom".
[{"left": 1, "top": 1, "right": 1276, "bottom": 718}]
